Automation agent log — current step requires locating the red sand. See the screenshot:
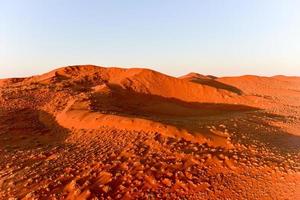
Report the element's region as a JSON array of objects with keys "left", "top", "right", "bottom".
[{"left": 0, "top": 65, "right": 299, "bottom": 199}]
